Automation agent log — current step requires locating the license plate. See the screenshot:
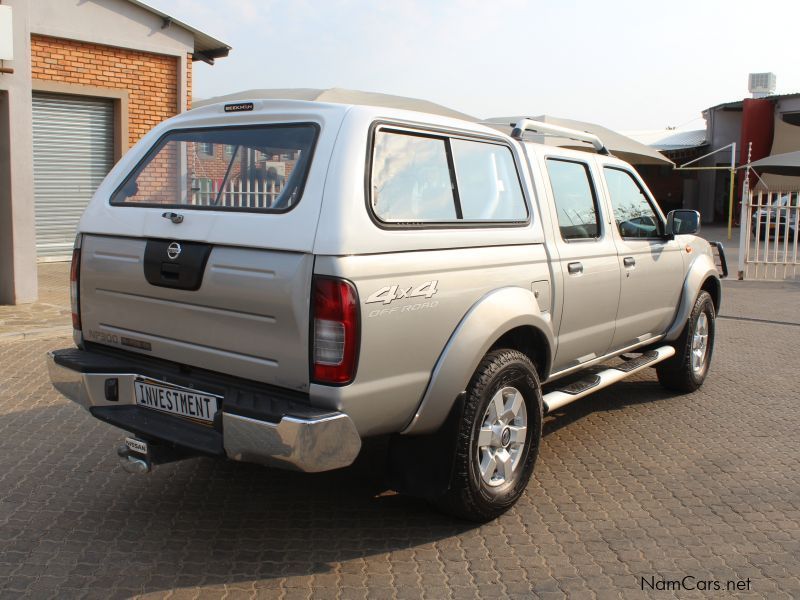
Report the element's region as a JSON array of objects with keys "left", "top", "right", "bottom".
[{"left": 133, "top": 377, "right": 220, "bottom": 424}]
